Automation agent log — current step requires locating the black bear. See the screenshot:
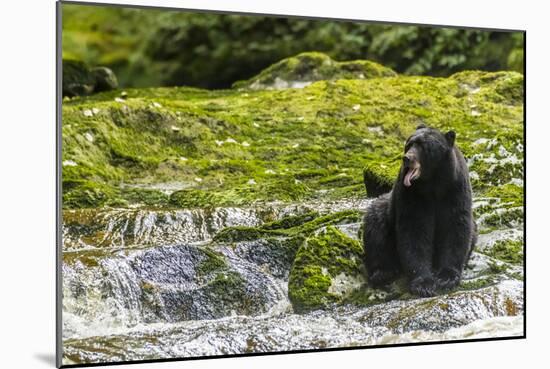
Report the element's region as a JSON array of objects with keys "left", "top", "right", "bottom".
[{"left": 362, "top": 124, "right": 476, "bottom": 297}]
